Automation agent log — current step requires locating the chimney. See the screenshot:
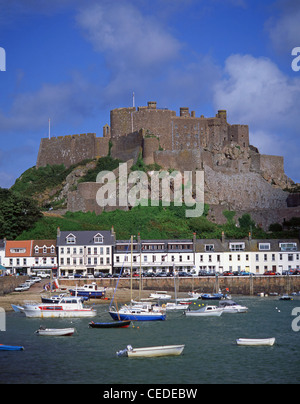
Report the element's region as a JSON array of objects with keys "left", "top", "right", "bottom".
[{"left": 221, "top": 231, "right": 225, "bottom": 243}]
